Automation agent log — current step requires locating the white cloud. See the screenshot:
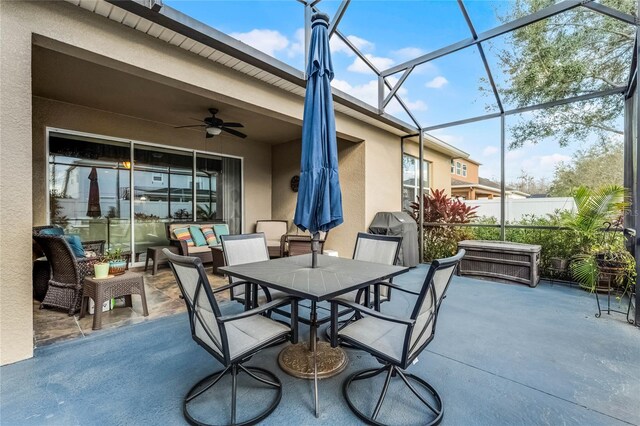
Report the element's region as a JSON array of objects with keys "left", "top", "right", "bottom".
[
  {"left": 425, "top": 76, "right": 448, "bottom": 89},
  {"left": 330, "top": 35, "right": 374, "bottom": 57},
  {"left": 391, "top": 47, "right": 425, "bottom": 60},
  {"left": 522, "top": 154, "right": 571, "bottom": 171},
  {"left": 286, "top": 28, "right": 305, "bottom": 58},
  {"left": 482, "top": 146, "right": 499, "bottom": 156},
  {"left": 506, "top": 149, "right": 525, "bottom": 161},
  {"left": 229, "top": 29, "right": 289, "bottom": 56},
  {"left": 347, "top": 54, "right": 395, "bottom": 73},
  {"left": 331, "top": 78, "right": 426, "bottom": 114},
  {"left": 429, "top": 130, "right": 464, "bottom": 145}
]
